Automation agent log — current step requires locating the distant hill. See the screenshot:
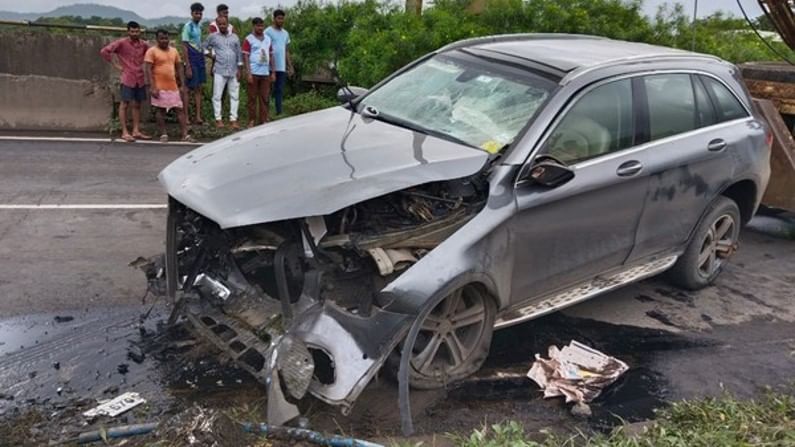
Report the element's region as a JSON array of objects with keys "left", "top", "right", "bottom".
[{"left": 0, "top": 3, "right": 184, "bottom": 27}]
